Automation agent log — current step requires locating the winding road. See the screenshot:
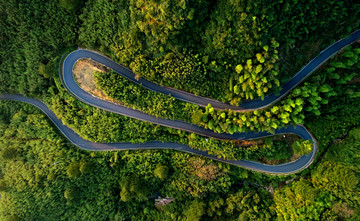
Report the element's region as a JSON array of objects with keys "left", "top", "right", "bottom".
[{"left": 1, "top": 29, "right": 359, "bottom": 174}]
